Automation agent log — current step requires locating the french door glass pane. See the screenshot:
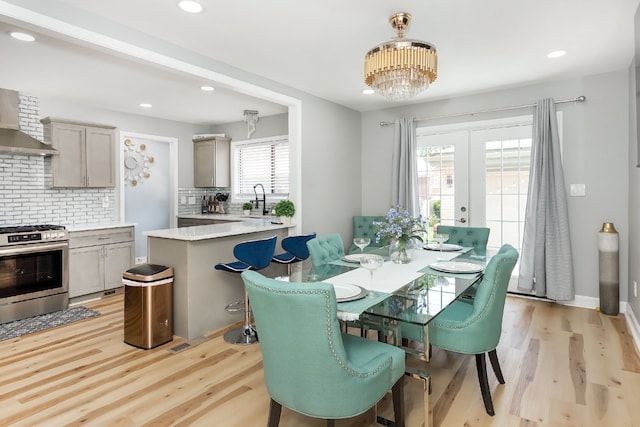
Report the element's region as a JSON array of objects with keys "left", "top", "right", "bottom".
[
  {"left": 418, "top": 145, "right": 455, "bottom": 227},
  {"left": 484, "top": 136, "right": 531, "bottom": 253}
]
